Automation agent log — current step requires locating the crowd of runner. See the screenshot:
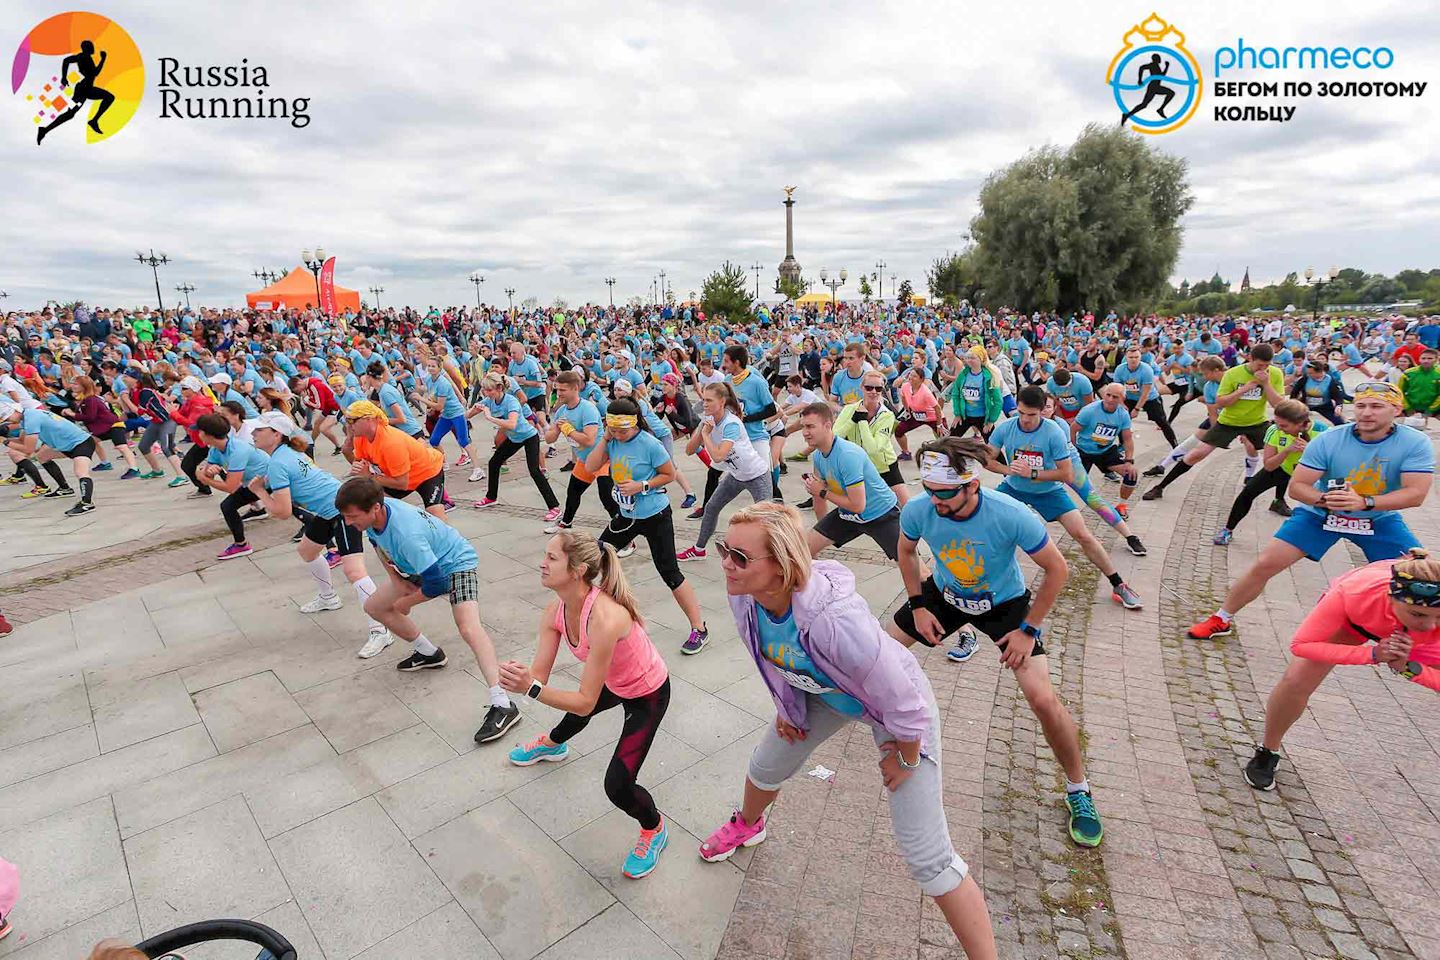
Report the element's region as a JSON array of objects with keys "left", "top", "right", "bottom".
[{"left": 3, "top": 297, "right": 1439, "bottom": 956}]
